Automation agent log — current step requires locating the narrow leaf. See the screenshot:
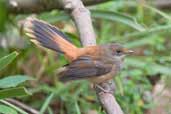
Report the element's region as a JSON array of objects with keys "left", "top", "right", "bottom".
[
  {"left": 75, "top": 101, "right": 81, "bottom": 114},
  {"left": 0, "top": 100, "right": 28, "bottom": 114},
  {"left": 40, "top": 93, "right": 54, "bottom": 114},
  {"left": 91, "top": 10, "right": 145, "bottom": 31},
  {"left": 0, "top": 51, "right": 18, "bottom": 71},
  {"left": 0, "top": 105, "right": 18, "bottom": 114},
  {"left": 124, "top": 24, "right": 171, "bottom": 39},
  {"left": 126, "top": 58, "right": 171, "bottom": 75},
  {"left": 40, "top": 10, "right": 145, "bottom": 31},
  {"left": 0, "top": 87, "right": 31, "bottom": 99},
  {"left": 0, "top": 75, "right": 33, "bottom": 89},
  {"left": 144, "top": 5, "right": 171, "bottom": 21},
  {"left": 115, "top": 76, "right": 124, "bottom": 96}
]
